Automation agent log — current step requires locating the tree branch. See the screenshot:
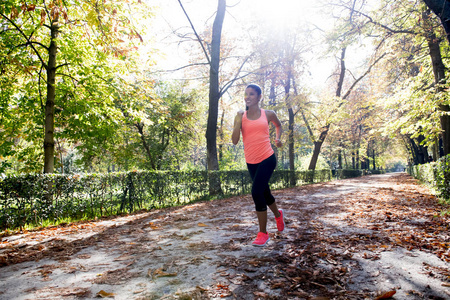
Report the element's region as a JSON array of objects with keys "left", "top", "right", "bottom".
[
  {"left": 219, "top": 55, "right": 252, "bottom": 97},
  {"left": 354, "top": 8, "right": 416, "bottom": 35},
  {"left": 177, "top": 0, "right": 211, "bottom": 66},
  {"left": 56, "top": 63, "right": 70, "bottom": 70},
  {"left": 0, "top": 12, "right": 48, "bottom": 69},
  {"left": 153, "top": 62, "right": 210, "bottom": 73},
  {"left": 342, "top": 52, "right": 387, "bottom": 100}
]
